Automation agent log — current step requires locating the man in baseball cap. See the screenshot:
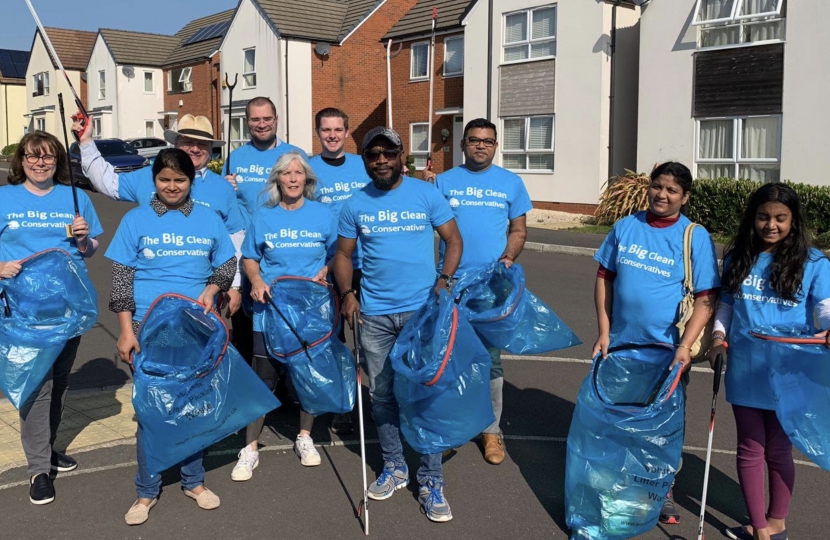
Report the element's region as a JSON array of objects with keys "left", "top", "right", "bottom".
[{"left": 333, "top": 126, "right": 463, "bottom": 522}]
